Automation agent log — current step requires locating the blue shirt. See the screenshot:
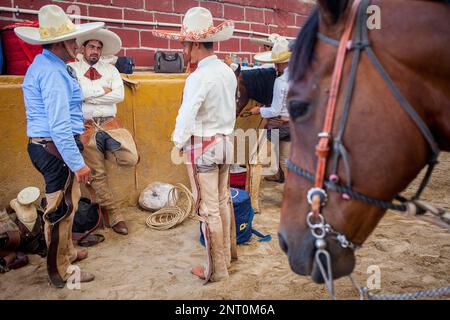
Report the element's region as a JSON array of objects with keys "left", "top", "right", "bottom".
[{"left": 22, "top": 49, "right": 85, "bottom": 172}]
